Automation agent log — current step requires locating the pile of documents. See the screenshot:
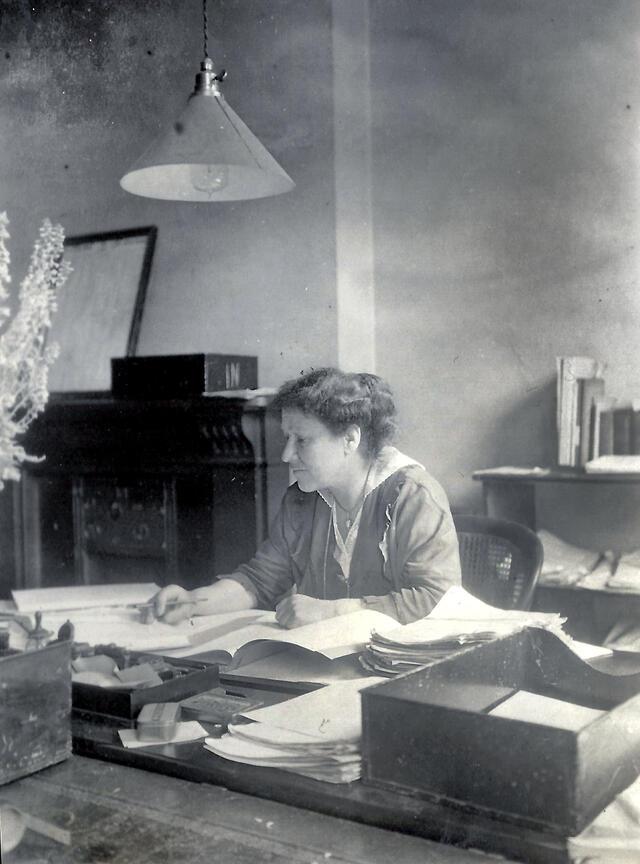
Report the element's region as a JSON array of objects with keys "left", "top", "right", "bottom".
[
  {"left": 536, "top": 530, "right": 603, "bottom": 587},
  {"left": 204, "top": 678, "right": 382, "bottom": 783},
  {"left": 606, "top": 549, "right": 640, "bottom": 592},
  {"left": 360, "top": 587, "right": 566, "bottom": 677},
  {"left": 537, "top": 530, "right": 640, "bottom": 594}
]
